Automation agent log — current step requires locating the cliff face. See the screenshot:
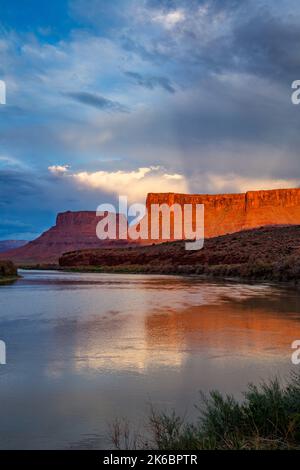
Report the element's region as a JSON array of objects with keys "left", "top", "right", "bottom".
[
  {"left": 2, "top": 188, "right": 300, "bottom": 265},
  {"left": 146, "top": 188, "right": 300, "bottom": 239},
  {"left": 0, "top": 211, "right": 131, "bottom": 265}
]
